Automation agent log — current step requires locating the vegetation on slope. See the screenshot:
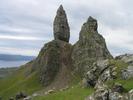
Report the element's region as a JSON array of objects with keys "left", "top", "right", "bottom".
[
  {"left": 0, "top": 66, "right": 42, "bottom": 100},
  {"left": 0, "top": 58, "right": 132, "bottom": 100},
  {"left": 109, "top": 59, "right": 128, "bottom": 77},
  {"left": 0, "top": 67, "right": 17, "bottom": 79},
  {"left": 33, "top": 85, "right": 94, "bottom": 100},
  {"left": 0, "top": 66, "right": 94, "bottom": 100},
  {"left": 106, "top": 59, "right": 133, "bottom": 92}
]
